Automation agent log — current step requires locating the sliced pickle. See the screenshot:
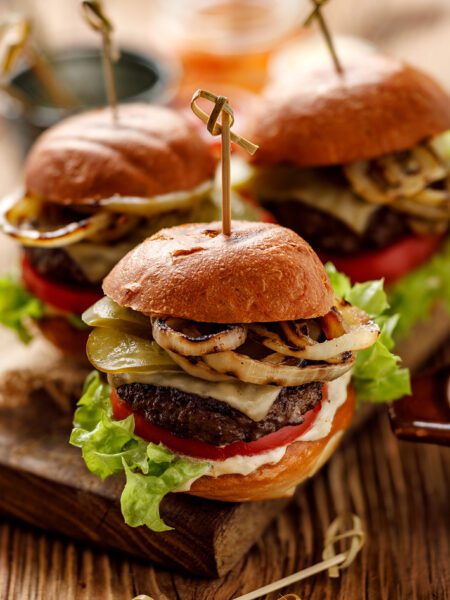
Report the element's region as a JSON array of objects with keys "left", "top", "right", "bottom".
[
  {"left": 82, "top": 297, "right": 151, "bottom": 337},
  {"left": 87, "top": 327, "right": 180, "bottom": 374}
]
